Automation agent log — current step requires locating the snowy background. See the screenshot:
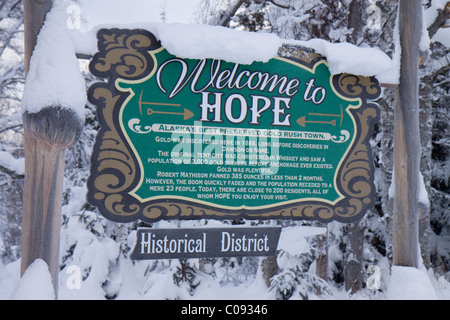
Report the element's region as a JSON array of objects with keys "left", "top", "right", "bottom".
[{"left": 0, "top": 0, "right": 449, "bottom": 300}]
